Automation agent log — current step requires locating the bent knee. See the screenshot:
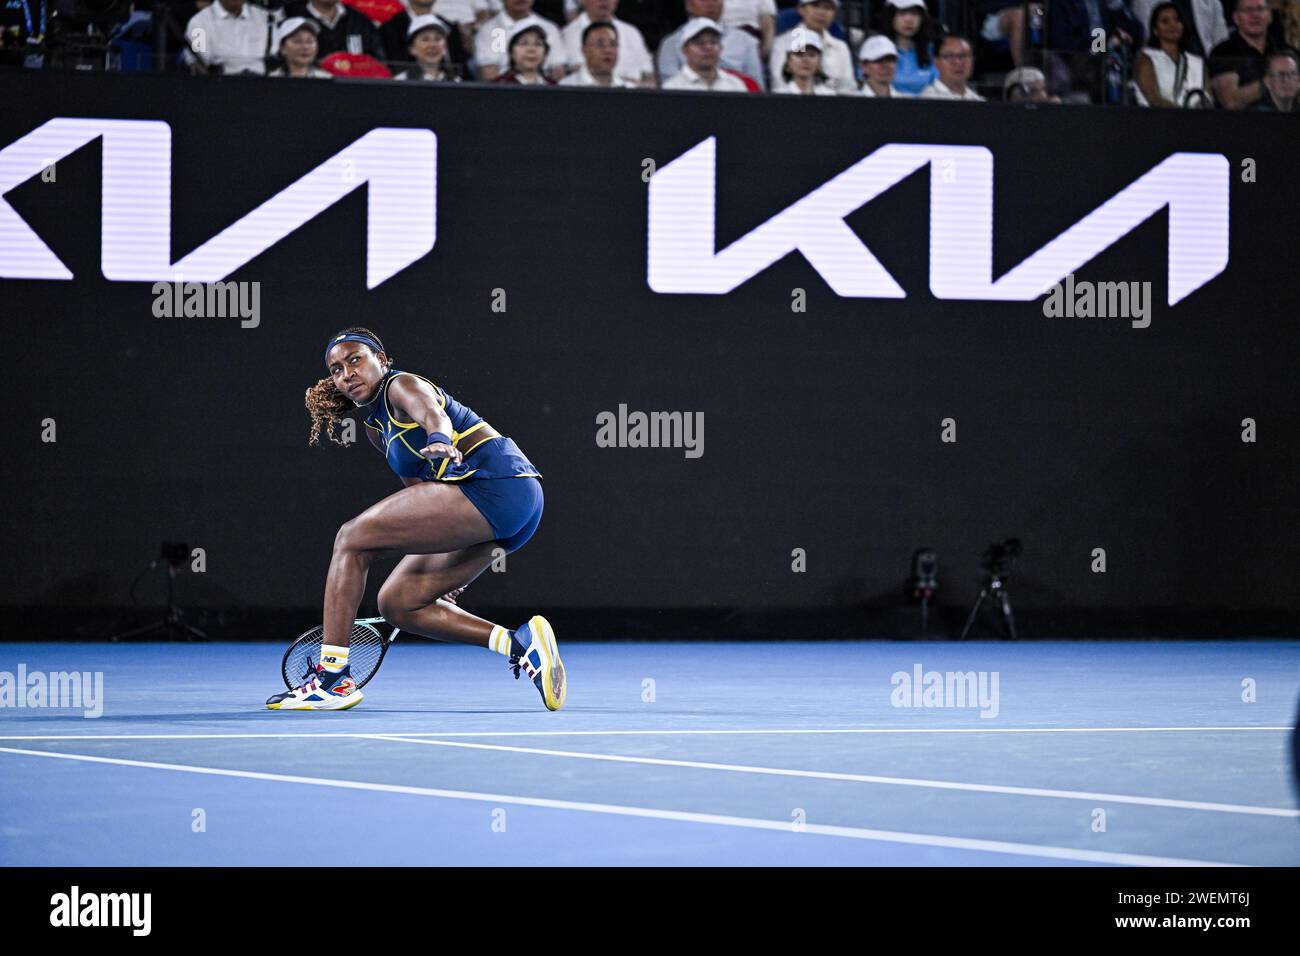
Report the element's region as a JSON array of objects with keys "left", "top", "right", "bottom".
[
  {"left": 377, "top": 583, "right": 437, "bottom": 627},
  {"left": 334, "top": 517, "right": 375, "bottom": 555}
]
